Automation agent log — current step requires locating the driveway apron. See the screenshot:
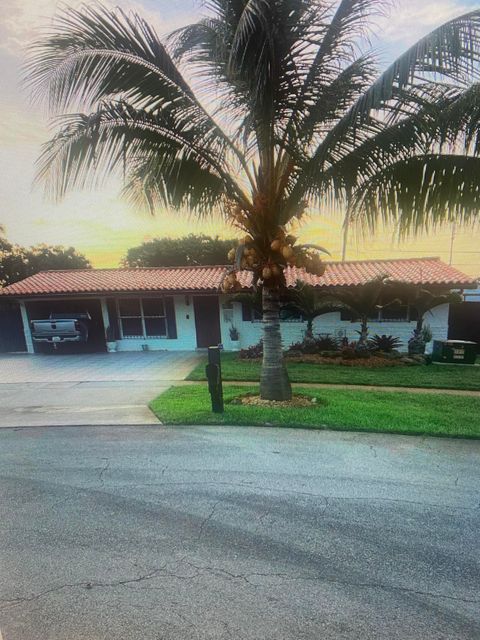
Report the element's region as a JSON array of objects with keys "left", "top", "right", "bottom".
[{"left": 0, "top": 352, "right": 201, "bottom": 427}]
